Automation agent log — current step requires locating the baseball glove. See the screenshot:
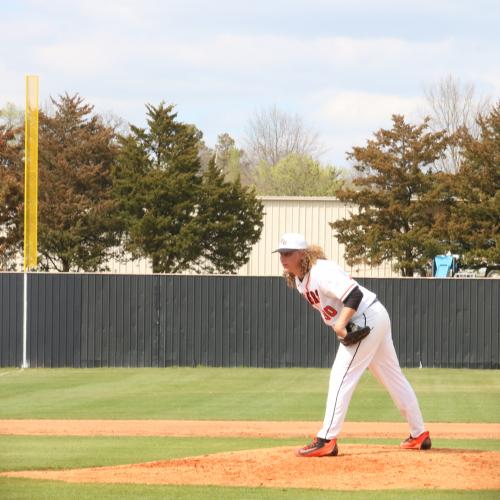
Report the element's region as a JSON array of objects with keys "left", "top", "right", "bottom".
[{"left": 338, "top": 322, "right": 371, "bottom": 346}]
